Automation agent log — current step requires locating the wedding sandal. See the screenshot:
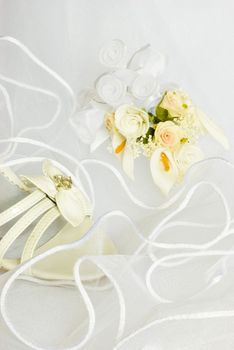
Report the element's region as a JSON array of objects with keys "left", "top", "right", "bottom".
[{"left": 0, "top": 160, "right": 117, "bottom": 281}]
